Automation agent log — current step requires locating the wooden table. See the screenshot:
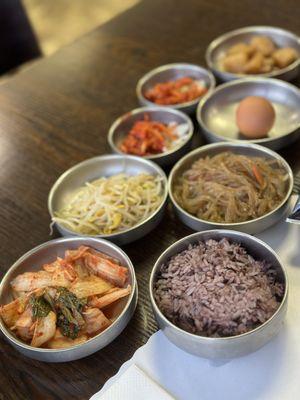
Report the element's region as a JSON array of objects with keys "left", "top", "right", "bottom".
[{"left": 0, "top": 1, "right": 299, "bottom": 398}]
